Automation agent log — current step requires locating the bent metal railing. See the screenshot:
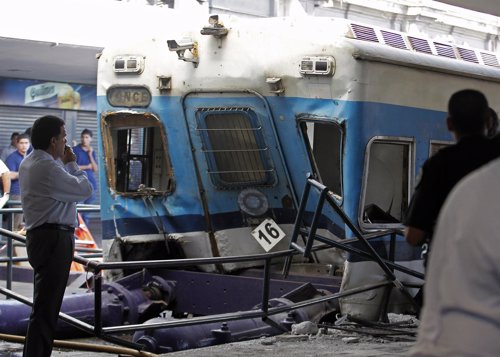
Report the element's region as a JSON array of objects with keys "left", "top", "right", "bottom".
[
  {"left": 283, "top": 176, "right": 423, "bottom": 314},
  {"left": 0, "top": 239, "right": 391, "bottom": 351},
  {"left": 0, "top": 204, "right": 102, "bottom": 292},
  {"left": 0, "top": 180, "right": 424, "bottom": 353}
]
